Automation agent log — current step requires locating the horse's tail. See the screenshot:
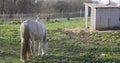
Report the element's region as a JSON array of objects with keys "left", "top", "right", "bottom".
[{"left": 20, "top": 23, "right": 30, "bottom": 61}]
